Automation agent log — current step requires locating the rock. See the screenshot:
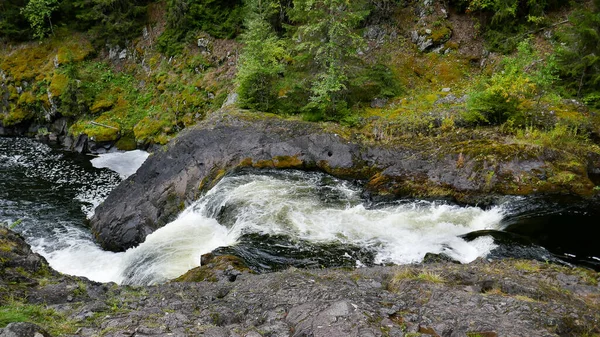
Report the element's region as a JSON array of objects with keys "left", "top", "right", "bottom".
[
  {"left": 423, "top": 252, "right": 460, "bottom": 264},
  {"left": 89, "top": 109, "right": 598, "bottom": 252},
  {"left": 73, "top": 134, "right": 88, "bottom": 154},
  {"left": 197, "top": 38, "right": 211, "bottom": 53},
  {"left": 441, "top": 88, "right": 451, "bottom": 93},
  {"left": 221, "top": 92, "right": 238, "bottom": 108},
  {"left": 0, "top": 322, "right": 51, "bottom": 337},
  {"left": 370, "top": 98, "right": 388, "bottom": 108},
  {"left": 1, "top": 227, "right": 599, "bottom": 337},
  {"left": 411, "top": 30, "right": 434, "bottom": 52}
]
